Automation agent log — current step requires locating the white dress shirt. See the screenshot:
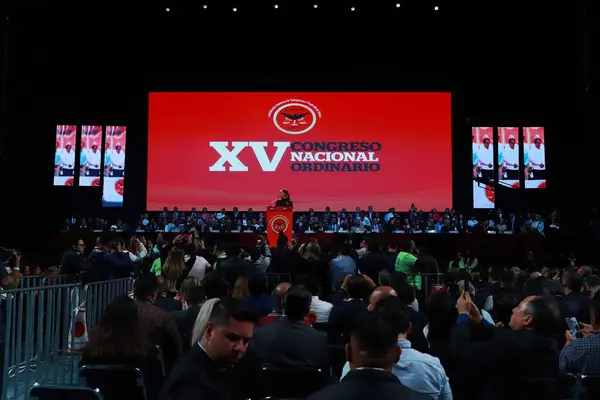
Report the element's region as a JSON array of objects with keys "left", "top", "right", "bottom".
[
  {"left": 310, "top": 296, "right": 333, "bottom": 323},
  {"left": 111, "top": 150, "right": 125, "bottom": 169},
  {"left": 60, "top": 149, "right": 75, "bottom": 168},
  {"left": 86, "top": 149, "right": 101, "bottom": 169},
  {"left": 477, "top": 144, "right": 494, "bottom": 170},
  {"left": 528, "top": 144, "right": 545, "bottom": 170},
  {"left": 502, "top": 144, "right": 519, "bottom": 170}
]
